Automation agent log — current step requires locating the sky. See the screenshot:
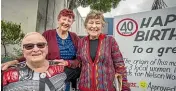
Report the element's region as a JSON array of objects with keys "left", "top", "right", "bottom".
[{"left": 77, "top": 0, "right": 176, "bottom": 17}]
